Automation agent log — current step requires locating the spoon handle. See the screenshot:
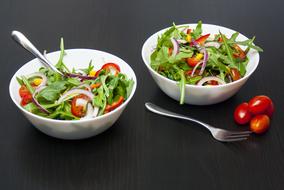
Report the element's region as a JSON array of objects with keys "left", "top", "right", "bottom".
[{"left": 11, "top": 31, "right": 64, "bottom": 76}]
